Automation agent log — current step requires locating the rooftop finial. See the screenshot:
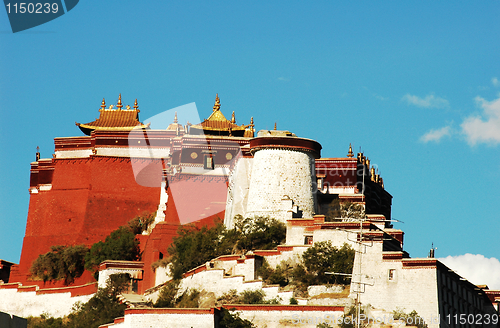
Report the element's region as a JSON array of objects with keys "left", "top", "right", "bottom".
[
  {"left": 36, "top": 146, "right": 40, "bottom": 161},
  {"left": 347, "top": 143, "right": 354, "bottom": 158},
  {"left": 174, "top": 111, "right": 178, "bottom": 123},
  {"left": 274, "top": 122, "right": 277, "bottom": 130},
  {"left": 134, "top": 98, "right": 139, "bottom": 110},
  {"left": 213, "top": 93, "right": 221, "bottom": 112},
  {"left": 231, "top": 111, "right": 236, "bottom": 124},
  {"left": 429, "top": 243, "right": 436, "bottom": 258},
  {"left": 250, "top": 117, "right": 254, "bottom": 128},
  {"left": 117, "top": 94, "right": 123, "bottom": 110},
  {"left": 100, "top": 98, "right": 106, "bottom": 111}
]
